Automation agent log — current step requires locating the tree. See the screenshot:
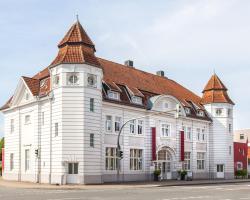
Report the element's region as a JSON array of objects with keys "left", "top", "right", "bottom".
[{"left": 0, "top": 138, "right": 4, "bottom": 161}]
